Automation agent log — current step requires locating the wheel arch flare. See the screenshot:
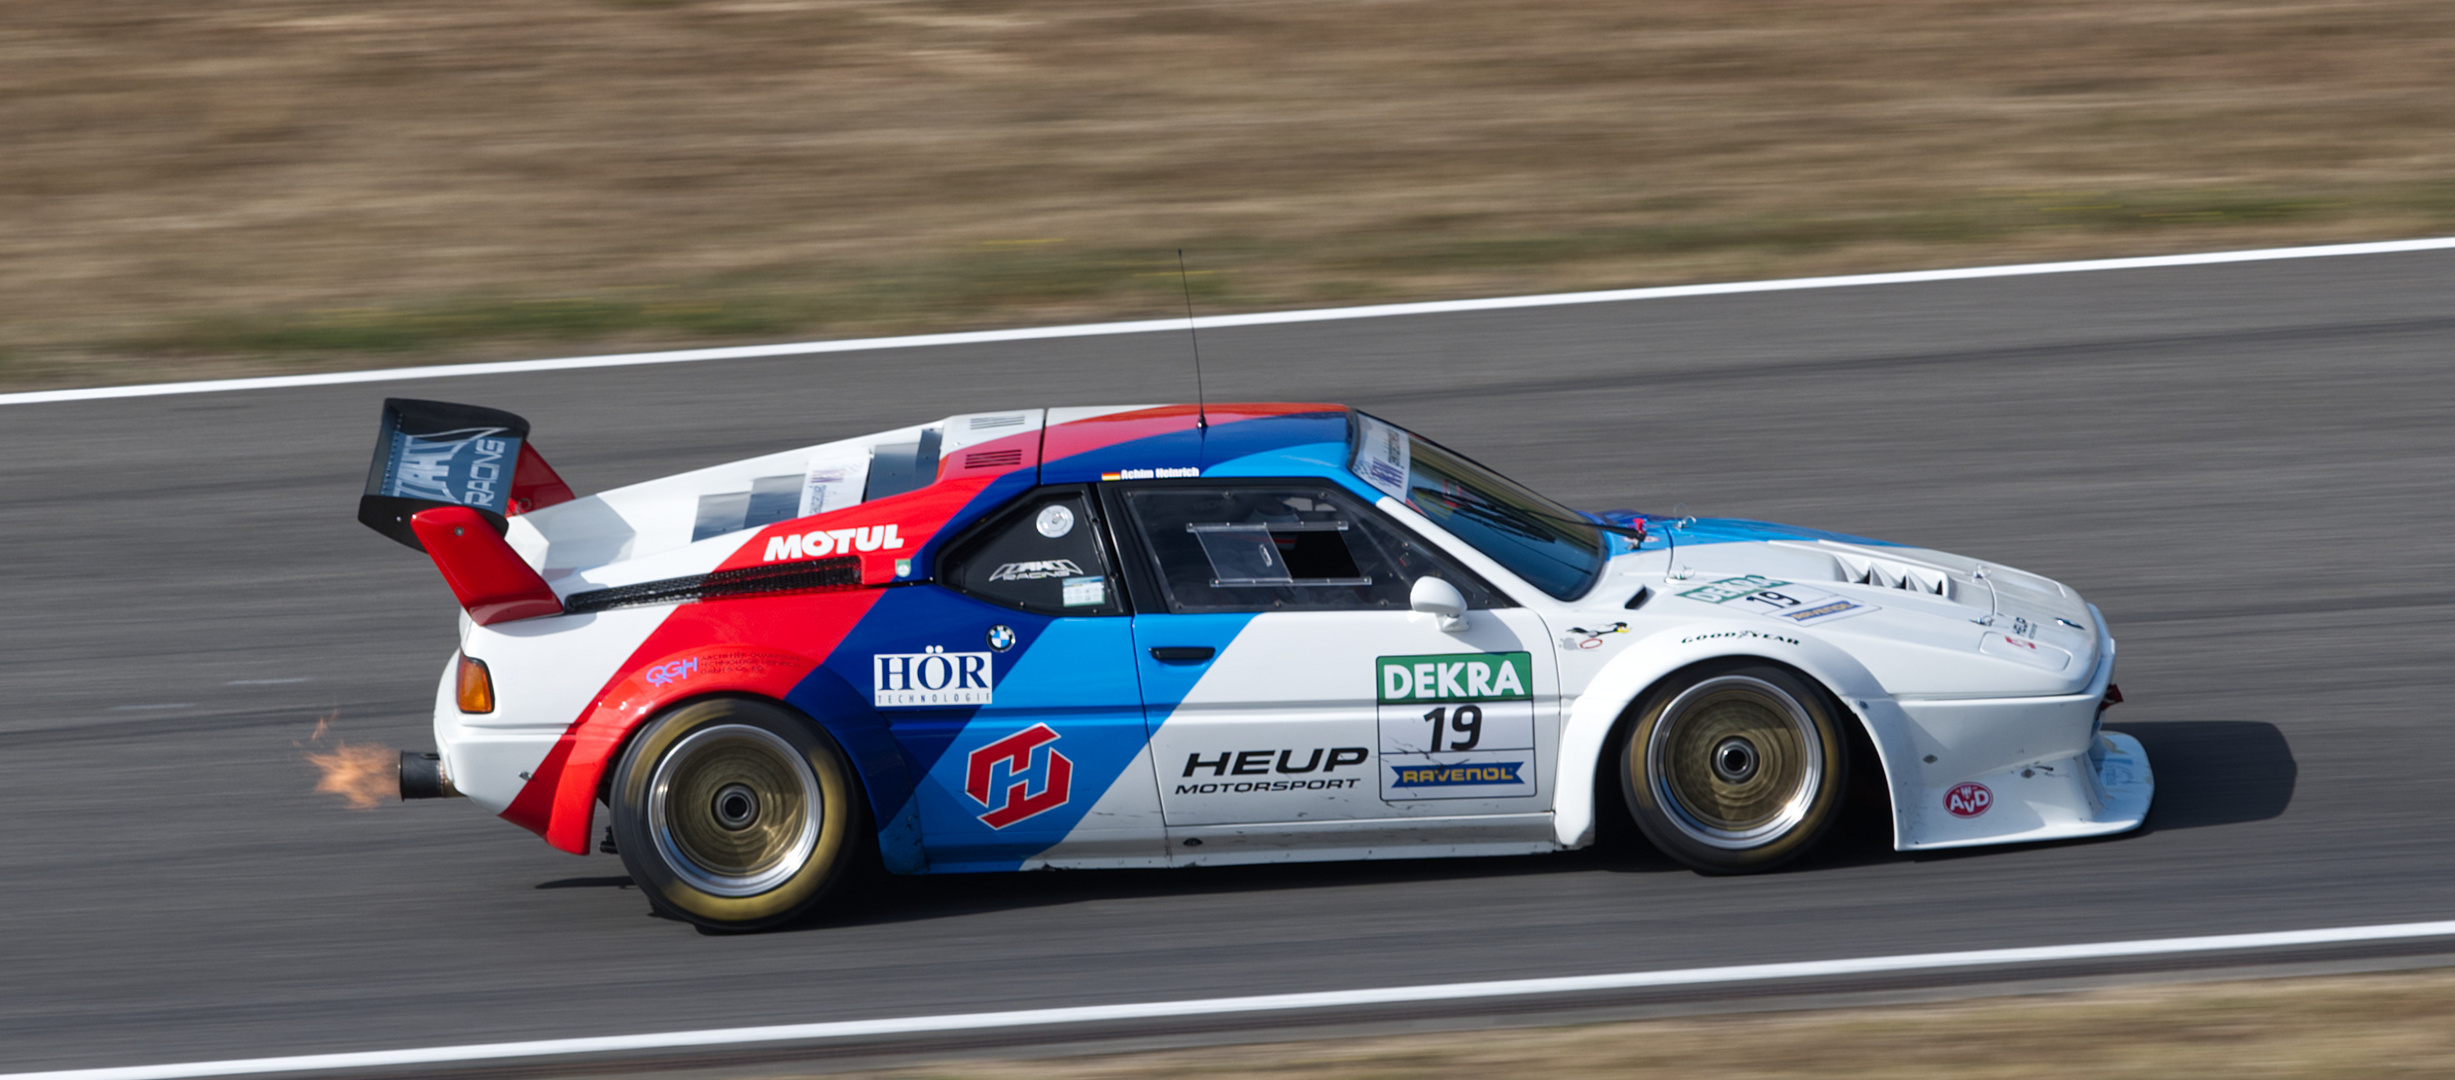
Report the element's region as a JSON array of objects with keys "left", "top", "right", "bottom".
[
  {"left": 1553, "top": 623, "right": 1915, "bottom": 851},
  {"left": 552, "top": 676, "right": 924, "bottom": 869}
]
